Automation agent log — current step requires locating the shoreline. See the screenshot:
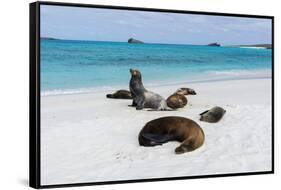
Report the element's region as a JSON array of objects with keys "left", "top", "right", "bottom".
[{"left": 41, "top": 69, "right": 272, "bottom": 97}]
